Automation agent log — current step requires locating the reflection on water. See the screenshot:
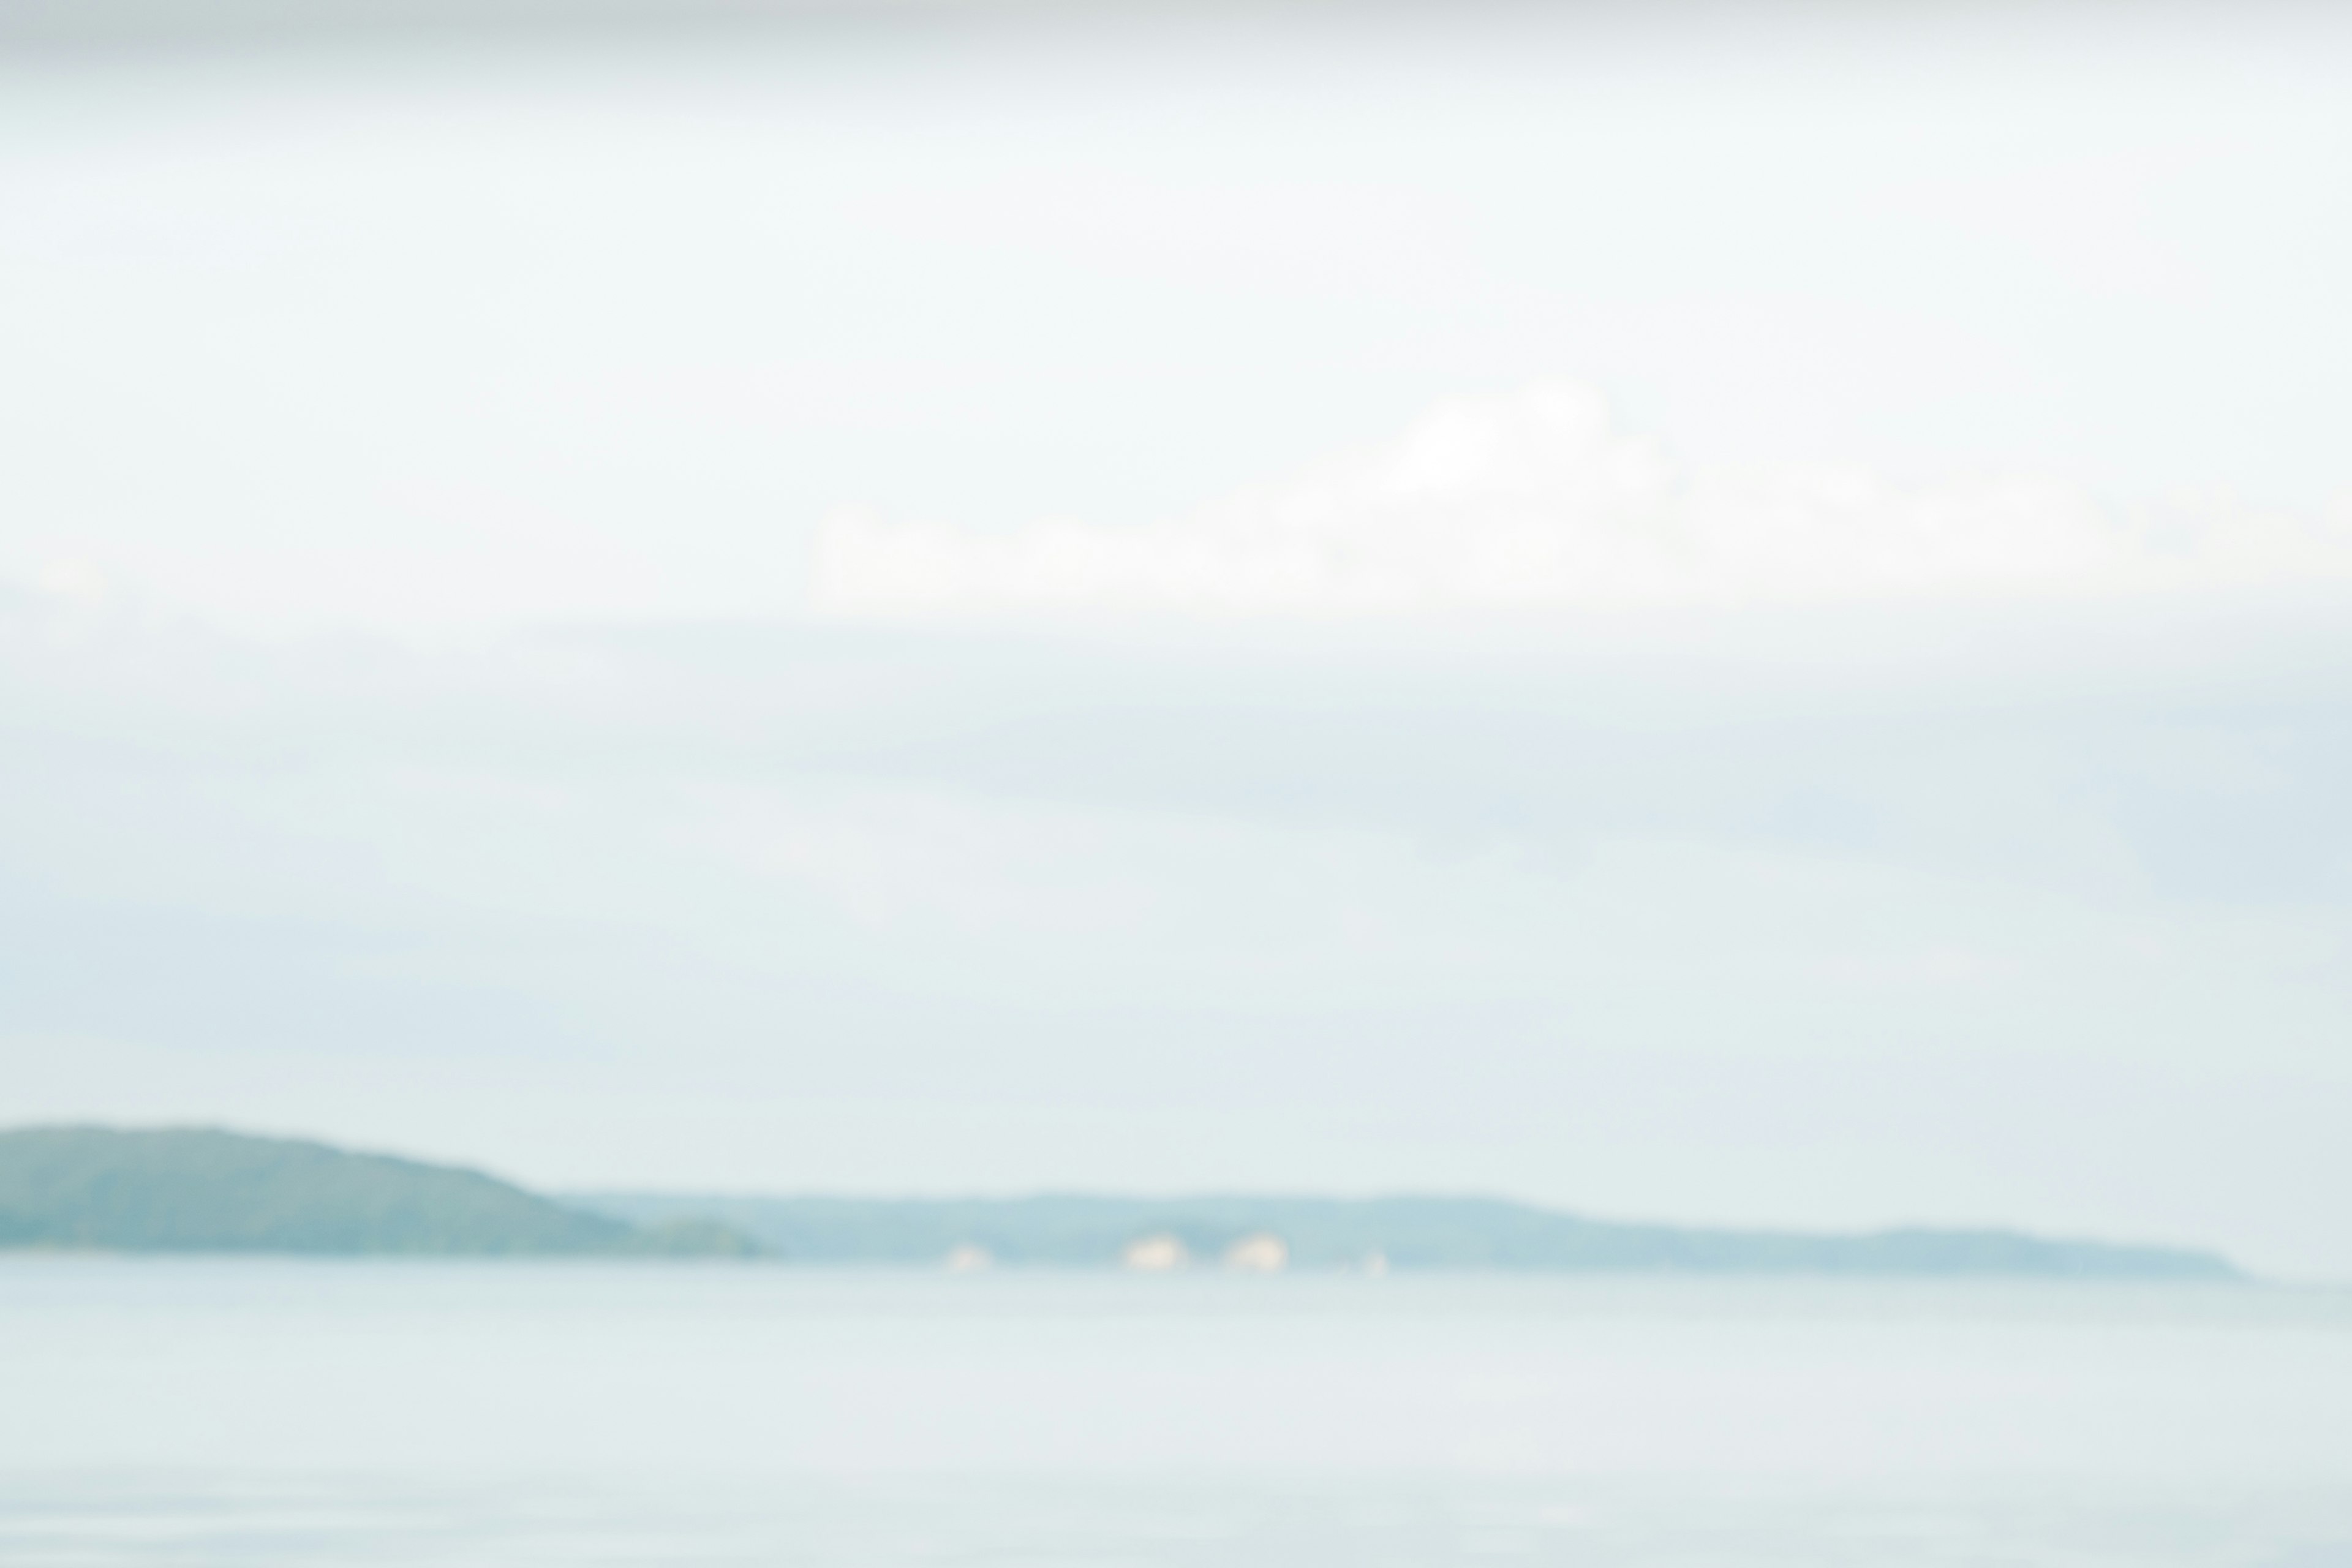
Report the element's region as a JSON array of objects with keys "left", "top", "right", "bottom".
[{"left": 4, "top": 1262, "right": 2350, "bottom": 1566}]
